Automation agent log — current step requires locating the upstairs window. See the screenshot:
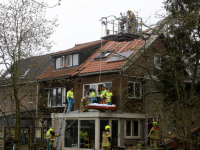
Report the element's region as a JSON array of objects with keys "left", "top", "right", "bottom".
[
  {"left": 47, "top": 87, "right": 66, "bottom": 107},
  {"left": 128, "top": 82, "right": 141, "bottom": 99},
  {"left": 83, "top": 82, "right": 112, "bottom": 97},
  {"left": 55, "top": 54, "right": 79, "bottom": 69},
  {"left": 94, "top": 50, "right": 114, "bottom": 60},
  {"left": 154, "top": 54, "right": 161, "bottom": 69}
]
